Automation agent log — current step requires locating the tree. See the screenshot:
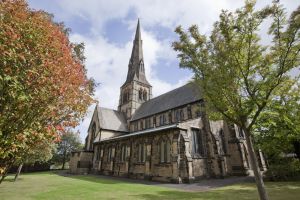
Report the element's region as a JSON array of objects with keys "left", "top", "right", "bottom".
[
  {"left": 52, "top": 130, "right": 82, "bottom": 170},
  {"left": 0, "top": 0, "right": 95, "bottom": 182},
  {"left": 173, "top": 1, "right": 300, "bottom": 200},
  {"left": 13, "top": 140, "right": 56, "bottom": 182},
  {"left": 255, "top": 83, "right": 300, "bottom": 161}
]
